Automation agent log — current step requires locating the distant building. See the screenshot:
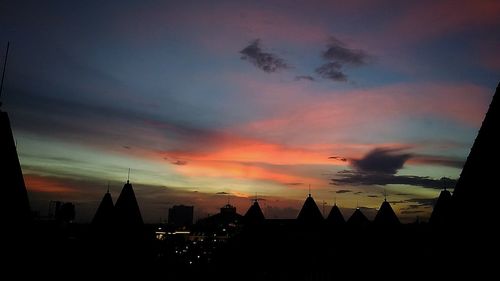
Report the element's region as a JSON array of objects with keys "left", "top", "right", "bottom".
[{"left": 168, "top": 205, "right": 194, "bottom": 228}]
